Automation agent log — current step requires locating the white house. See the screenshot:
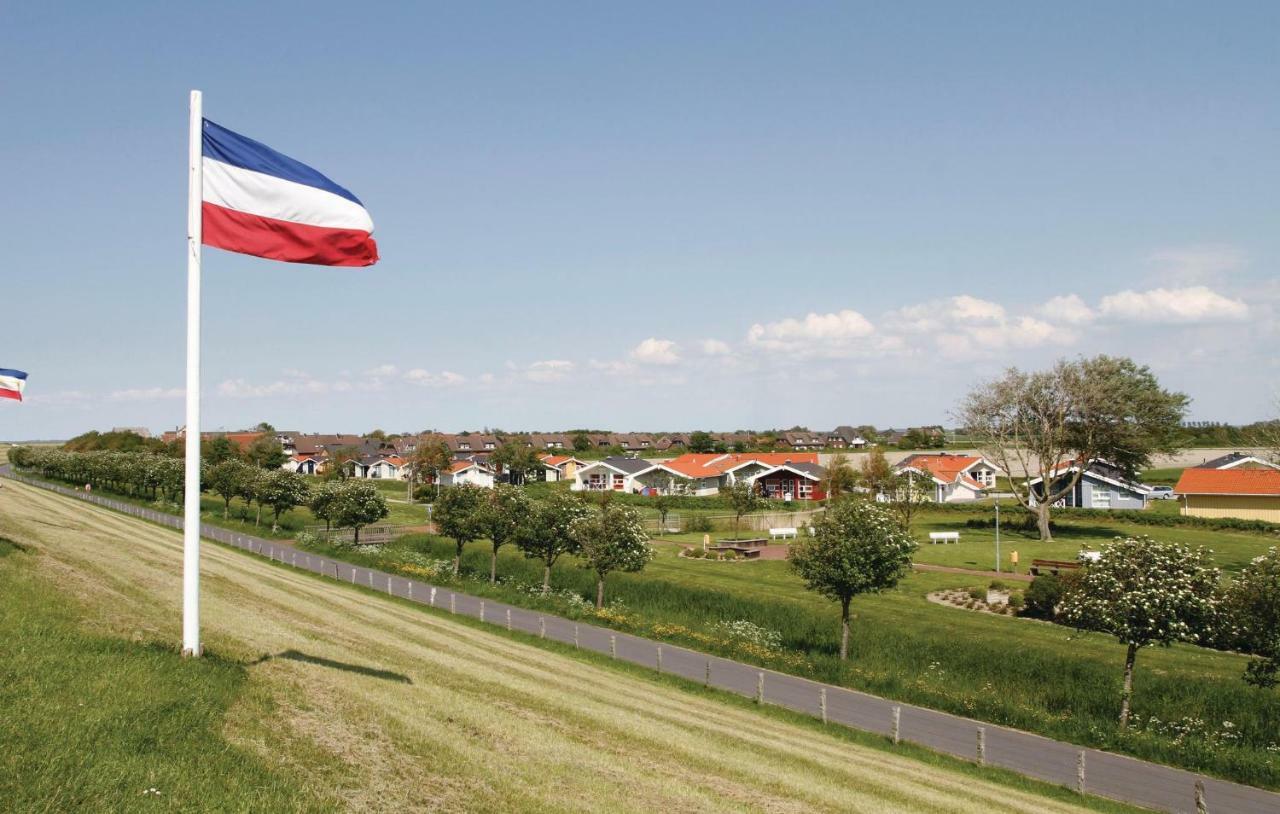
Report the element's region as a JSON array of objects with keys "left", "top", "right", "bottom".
[
  {"left": 439, "top": 459, "right": 496, "bottom": 489},
  {"left": 571, "top": 457, "right": 658, "bottom": 492},
  {"left": 892, "top": 453, "right": 1002, "bottom": 503}
]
